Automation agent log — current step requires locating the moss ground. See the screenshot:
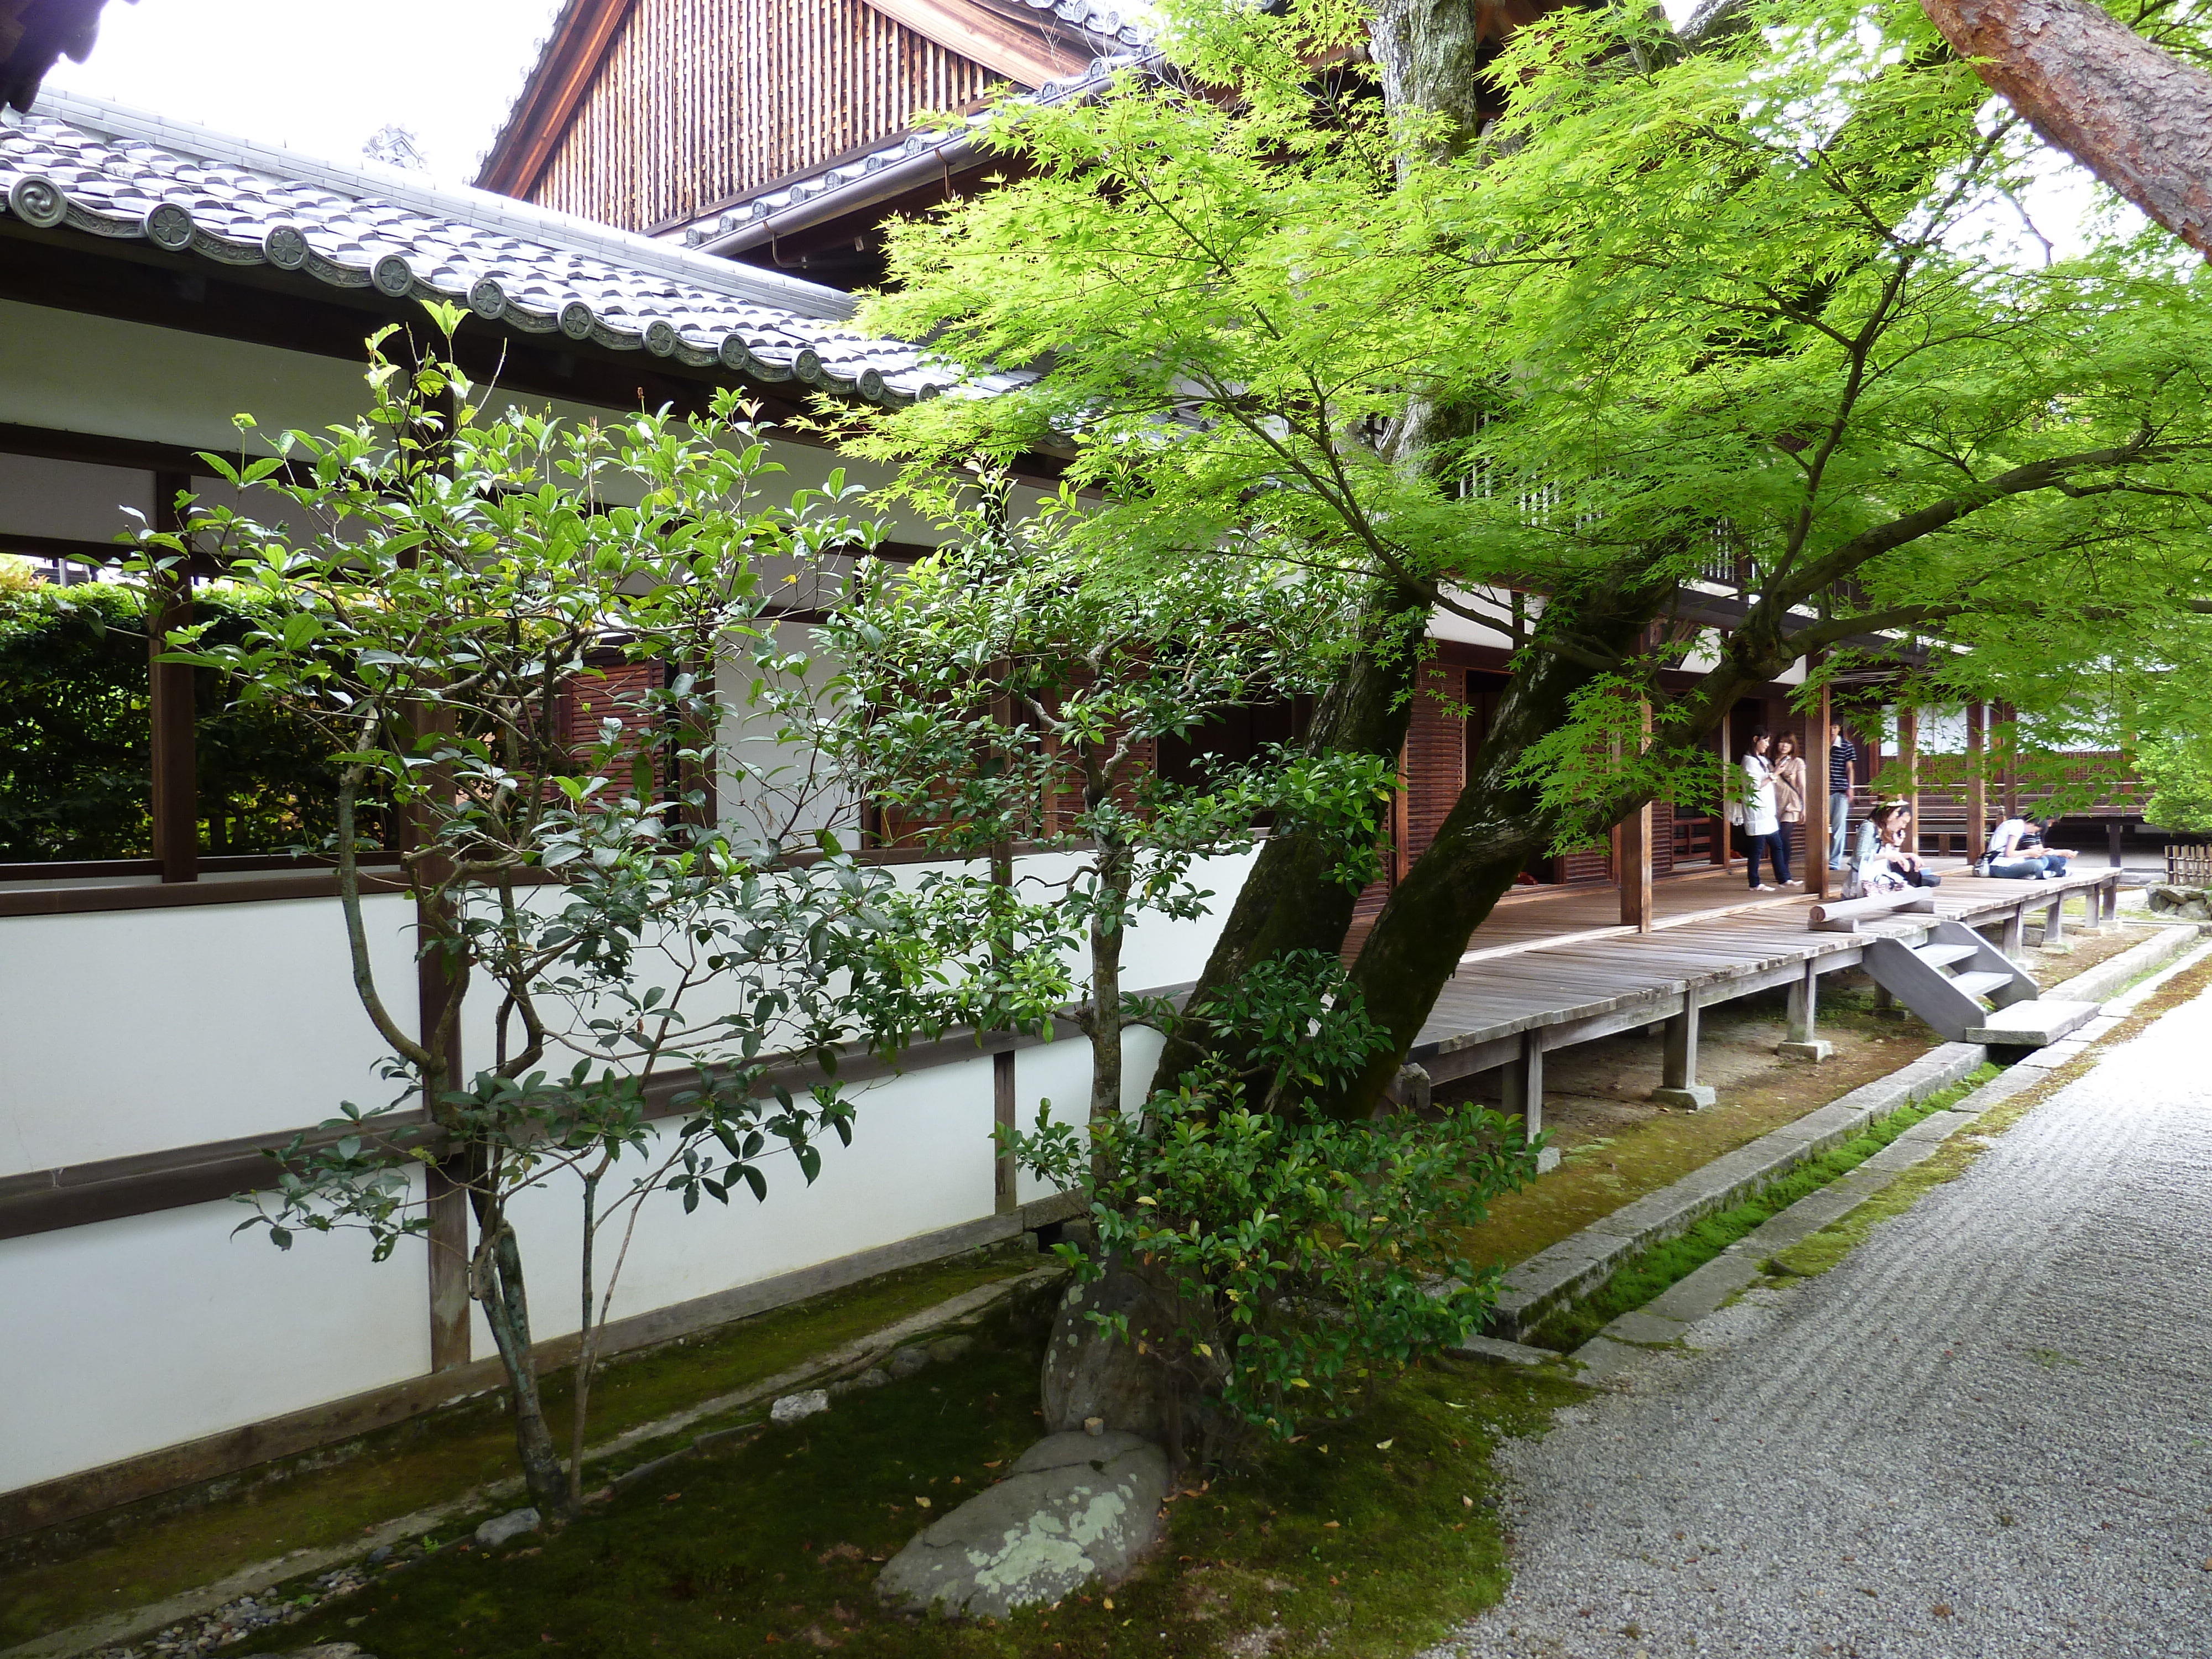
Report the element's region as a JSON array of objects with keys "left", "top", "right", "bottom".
[
  {"left": 1444, "top": 983, "right": 1934, "bottom": 1275},
  {"left": 1520, "top": 1065, "right": 2002, "bottom": 1352},
  {"left": 0, "top": 1254, "right": 1029, "bottom": 1646},
  {"left": 235, "top": 1316, "right": 1583, "bottom": 1659}
]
